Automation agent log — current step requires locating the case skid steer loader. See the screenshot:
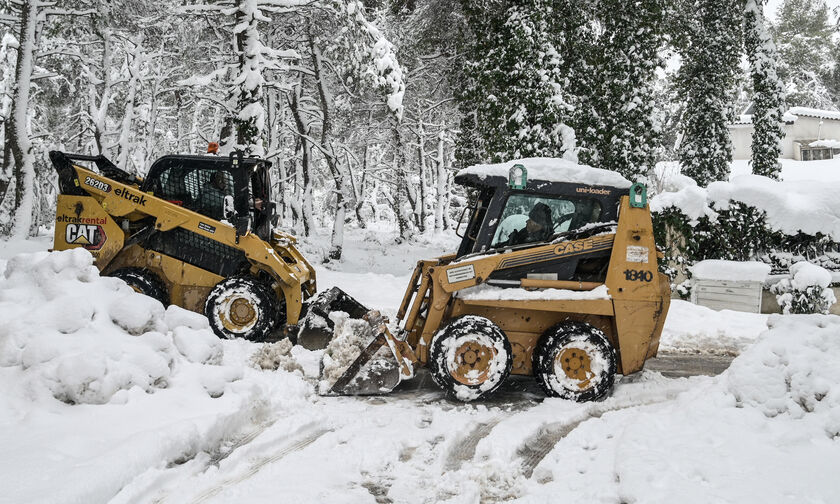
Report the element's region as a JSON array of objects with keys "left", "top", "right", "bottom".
[
  {"left": 49, "top": 150, "right": 333, "bottom": 342},
  {"left": 317, "top": 159, "right": 671, "bottom": 402}
]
